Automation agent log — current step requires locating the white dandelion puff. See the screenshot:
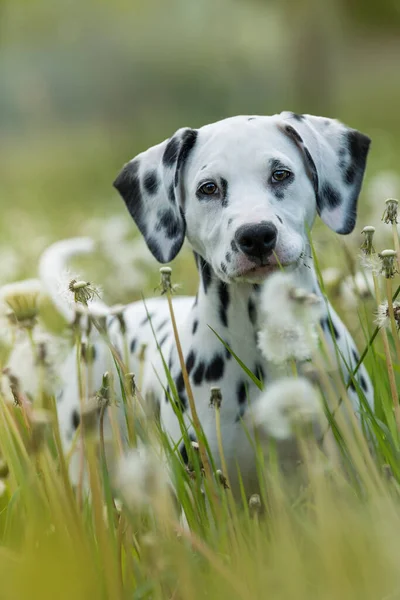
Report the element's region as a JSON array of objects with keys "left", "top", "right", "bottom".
[
  {"left": 375, "top": 301, "right": 400, "bottom": 330},
  {"left": 115, "top": 448, "right": 171, "bottom": 512},
  {"left": 339, "top": 271, "right": 375, "bottom": 309},
  {"left": 257, "top": 271, "right": 324, "bottom": 364},
  {"left": 249, "top": 377, "right": 322, "bottom": 441}
]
